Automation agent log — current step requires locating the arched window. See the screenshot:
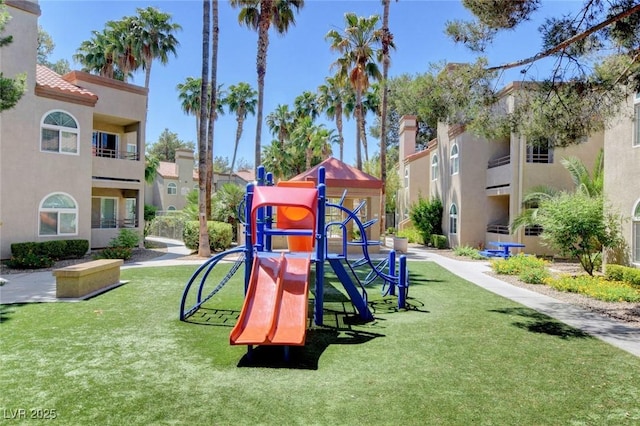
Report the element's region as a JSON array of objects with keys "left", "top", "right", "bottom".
[
  {"left": 449, "top": 203, "right": 458, "bottom": 235},
  {"left": 634, "top": 93, "right": 640, "bottom": 147},
  {"left": 633, "top": 200, "right": 640, "bottom": 263},
  {"left": 39, "top": 193, "right": 78, "bottom": 236},
  {"left": 450, "top": 143, "right": 459, "bottom": 175},
  {"left": 167, "top": 205, "right": 177, "bottom": 211},
  {"left": 404, "top": 166, "right": 409, "bottom": 188},
  {"left": 431, "top": 154, "right": 438, "bottom": 181},
  {"left": 41, "top": 111, "right": 79, "bottom": 154},
  {"left": 167, "top": 183, "right": 177, "bottom": 195}
]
